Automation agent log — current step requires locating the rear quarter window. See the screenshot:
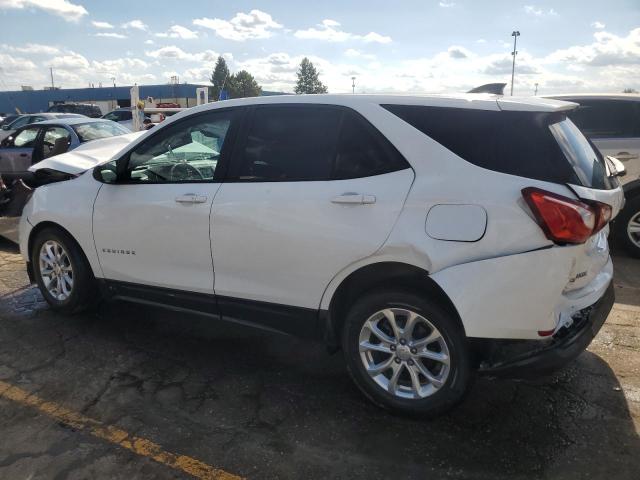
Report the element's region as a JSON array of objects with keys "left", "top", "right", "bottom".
[{"left": 381, "top": 104, "right": 613, "bottom": 188}]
